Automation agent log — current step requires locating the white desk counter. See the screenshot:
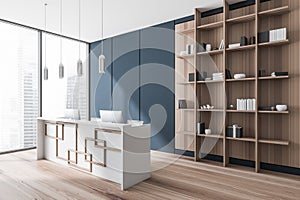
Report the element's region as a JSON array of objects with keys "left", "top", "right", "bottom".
[{"left": 37, "top": 117, "right": 151, "bottom": 190}]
